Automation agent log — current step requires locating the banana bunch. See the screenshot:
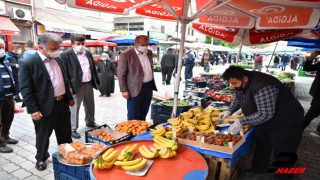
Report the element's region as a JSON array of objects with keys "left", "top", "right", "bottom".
[
  {"left": 117, "top": 144, "right": 138, "bottom": 161},
  {"left": 150, "top": 125, "right": 166, "bottom": 136},
  {"left": 242, "top": 125, "right": 251, "bottom": 133},
  {"left": 153, "top": 143, "right": 176, "bottom": 159},
  {"left": 93, "top": 148, "right": 118, "bottom": 169},
  {"left": 114, "top": 157, "right": 148, "bottom": 171},
  {"left": 153, "top": 135, "right": 178, "bottom": 151},
  {"left": 168, "top": 118, "right": 181, "bottom": 127},
  {"left": 195, "top": 118, "right": 215, "bottom": 133},
  {"left": 164, "top": 131, "right": 173, "bottom": 139},
  {"left": 93, "top": 156, "right": 116, "bottom": 169},
  {"left": 139, "top": 145, "right": 159, "bottom": 159}
]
